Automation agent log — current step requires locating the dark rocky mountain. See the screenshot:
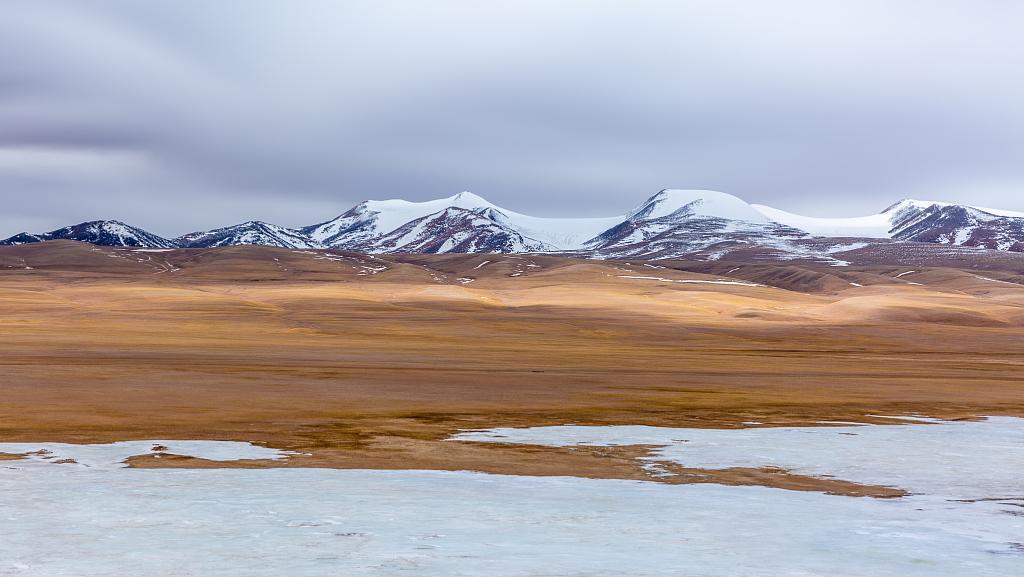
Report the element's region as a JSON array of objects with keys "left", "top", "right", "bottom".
[{"left": 0, "top": 220, "right": 177, "bottom": 248}]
